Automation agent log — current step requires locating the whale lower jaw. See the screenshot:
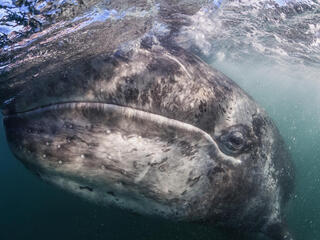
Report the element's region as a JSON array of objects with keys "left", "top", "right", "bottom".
[{"left": 4, "top": 101, "right": 235, "bottom": 221}]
